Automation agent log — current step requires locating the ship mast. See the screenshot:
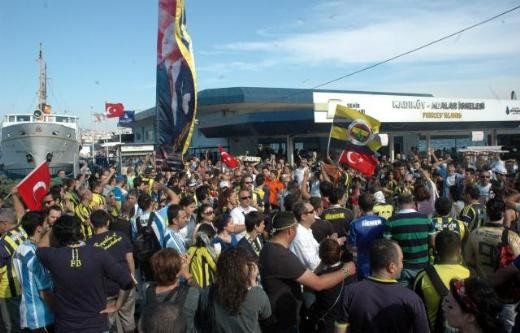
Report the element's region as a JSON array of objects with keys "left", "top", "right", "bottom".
[{"left": 38, "top": 43, "right": 47, "bottom": 112}]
